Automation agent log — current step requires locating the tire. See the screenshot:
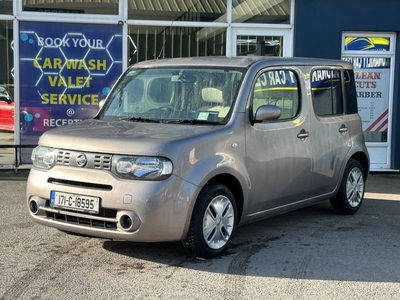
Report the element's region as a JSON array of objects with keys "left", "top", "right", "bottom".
[
  {"left": 183, "top": 183, "right": 237, "bottom": 259},
  {"left": 330, "top": 159, "right": 365, "bottom": 215},
  {"left": 57, "top": 229, "right": 89, "bottom": 237}
]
